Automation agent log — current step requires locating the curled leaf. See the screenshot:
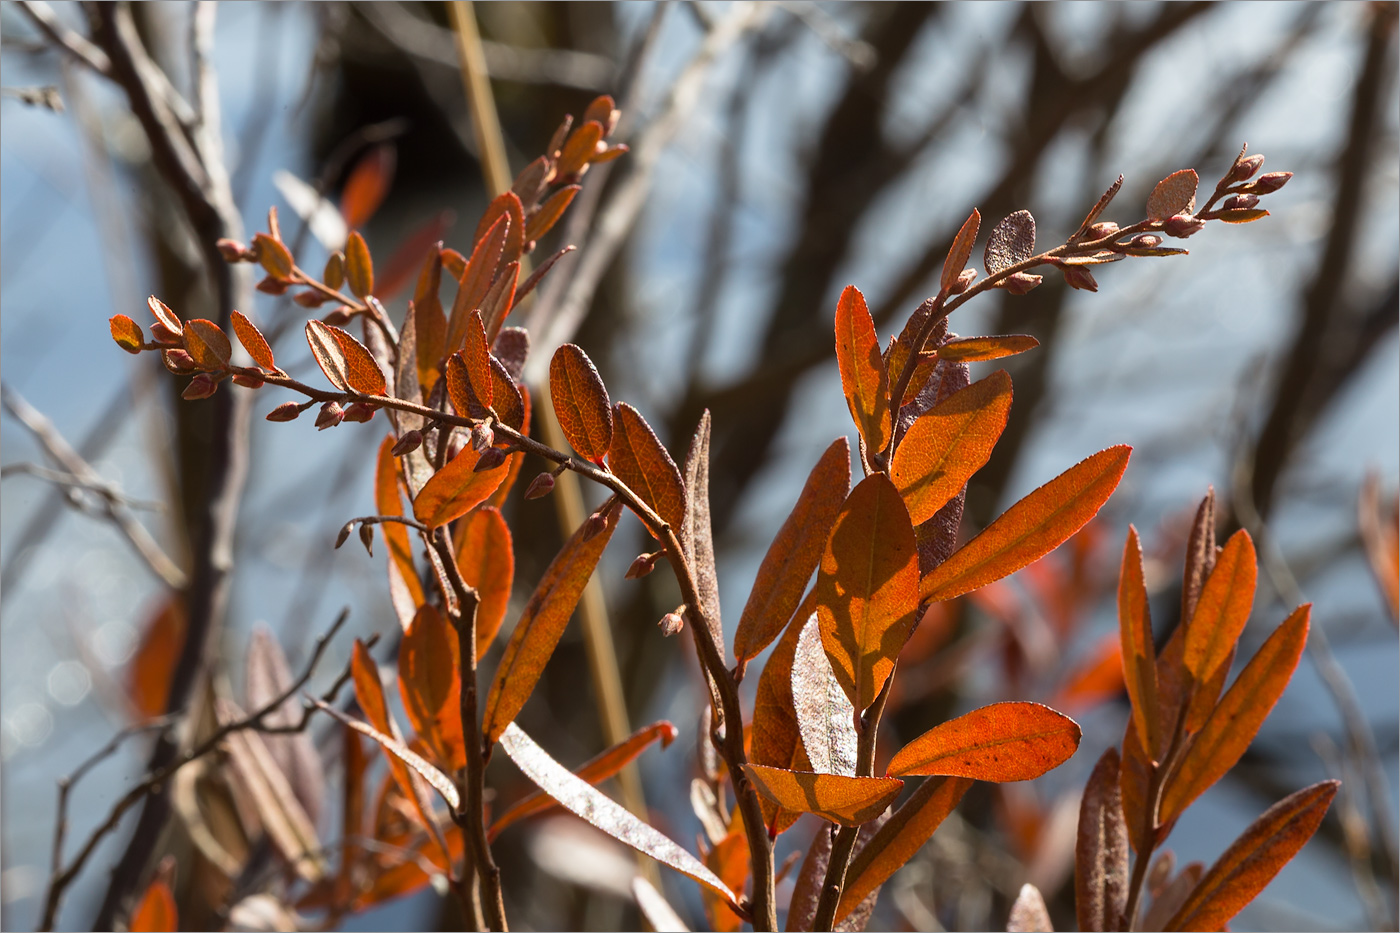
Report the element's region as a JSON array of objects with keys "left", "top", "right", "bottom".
[{"left": 887, "top": 701, "right": 1081, "bottom": 781}]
